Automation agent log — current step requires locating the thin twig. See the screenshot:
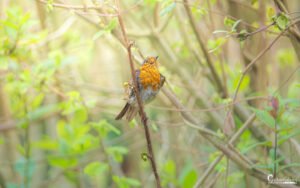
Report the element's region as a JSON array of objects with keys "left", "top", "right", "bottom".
[
  {"left": 273, "top": 64, "right": 300, "bottom": 94},
  {"left": 38, "top": 0, "right": 102, "bottom": 10},
  {"left": 201, "top": 133, "right": 298, "bottom": 188},
  {"left": 274, "top": 119, "right": 278, "bottom": 178},
  {"left": 232, "top": 29, "right": 286, "bottom": 102},
  {"left": 233, "top": 20, "right": 300, "bottom": 102},
  {"left": 194, "top": 113, "right": 256, "bottom": 187},
  {"left": 115, "top": 1, "right": 161, "bottom": 187},
  {"left": 183, "top": 0, "right": 224, "bottom": 96},
  {"left": 245, "top": 22, "right": 275, "bottom": 37}
]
